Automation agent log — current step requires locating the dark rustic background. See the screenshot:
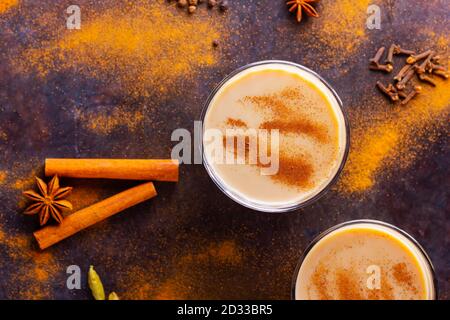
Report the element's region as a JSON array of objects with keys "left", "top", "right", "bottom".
[{"left": 0, "top": 0, "right": 448, "bottom": 299}]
